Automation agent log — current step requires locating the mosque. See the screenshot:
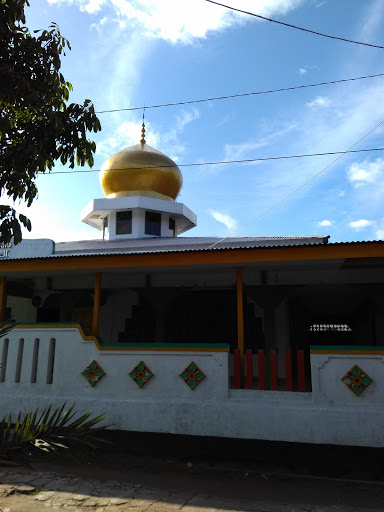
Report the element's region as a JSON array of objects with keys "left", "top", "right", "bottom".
[{"left": 0, "top": 124, "right": 384, "bottom": 447}]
